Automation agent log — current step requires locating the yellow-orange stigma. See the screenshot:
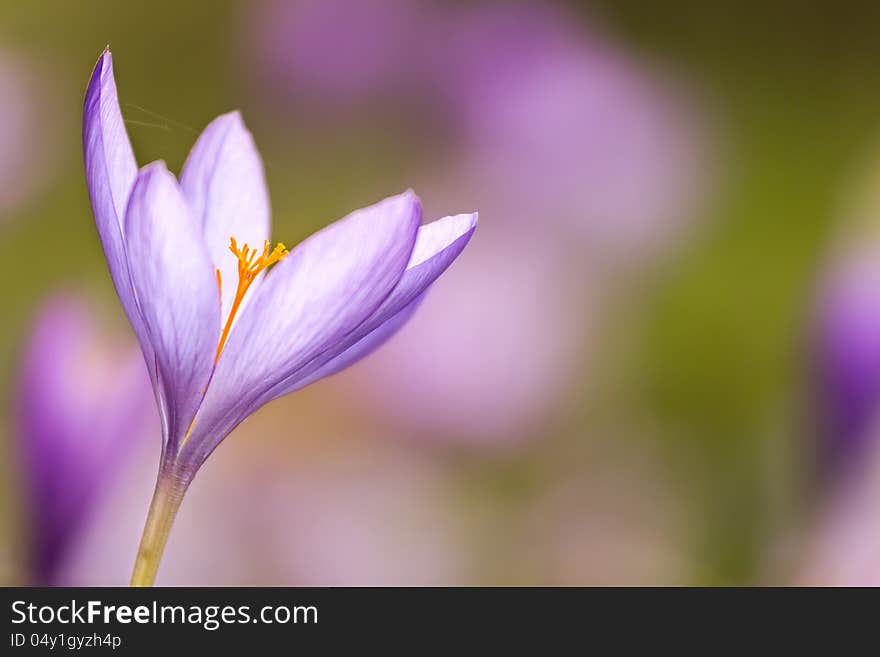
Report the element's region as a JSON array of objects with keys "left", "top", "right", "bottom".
[{"left": 214, "top": 237, "right": 288, "bottom": 363}]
